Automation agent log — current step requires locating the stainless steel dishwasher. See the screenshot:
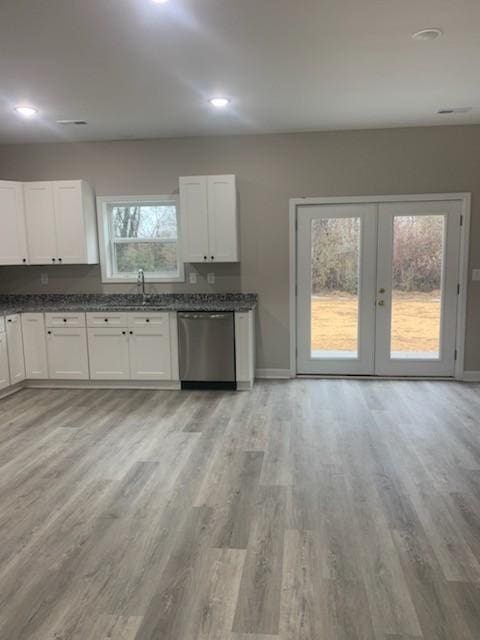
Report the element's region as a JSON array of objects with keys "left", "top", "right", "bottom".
[{"left": 178, "top": 312, "right": 236, "bottom": 389}]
